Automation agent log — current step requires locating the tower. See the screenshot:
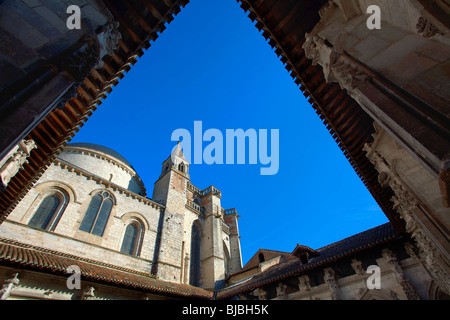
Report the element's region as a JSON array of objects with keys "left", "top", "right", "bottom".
[
  {"left": 152, "top": 142, "right": 242, "bottom": 289},
  {"left": 152, "top": 142, "right": 190, "bottom": 283}
]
